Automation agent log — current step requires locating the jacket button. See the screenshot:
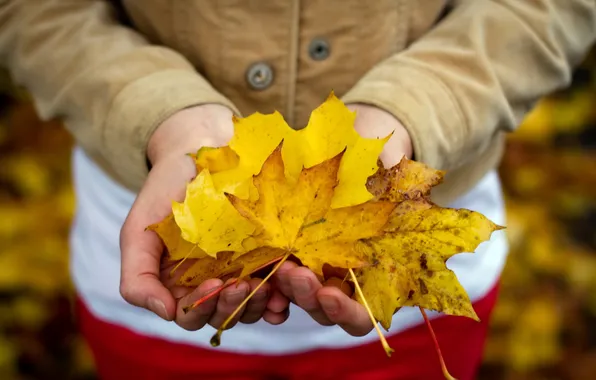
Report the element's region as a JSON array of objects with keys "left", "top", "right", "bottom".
[
  {"left": 309, "top": 38, "right": 330, "bottom": 61},
  {"left": 246, "top": 62, "right": 274, "bottom": 90}
]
